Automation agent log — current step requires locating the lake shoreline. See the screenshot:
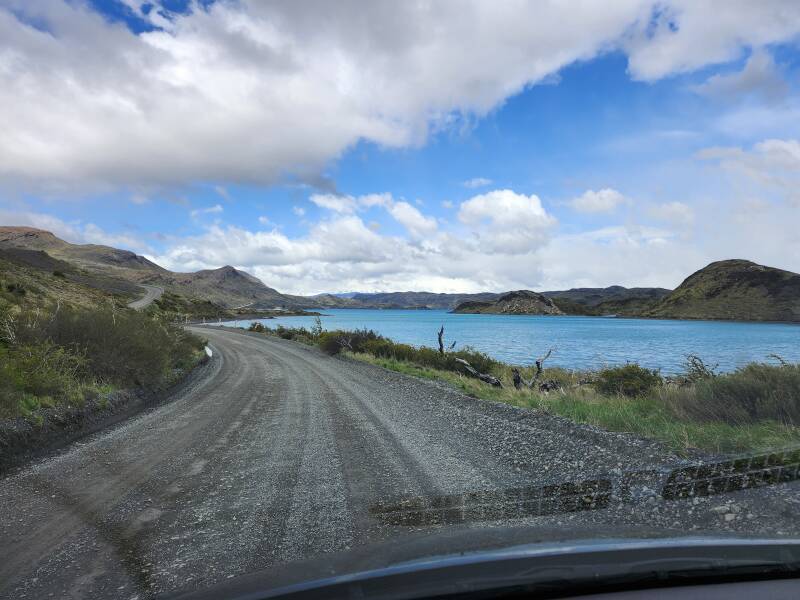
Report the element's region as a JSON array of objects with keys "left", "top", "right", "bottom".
[{"left": 208, "top": 308, "right": 800, "bottom": 374}]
